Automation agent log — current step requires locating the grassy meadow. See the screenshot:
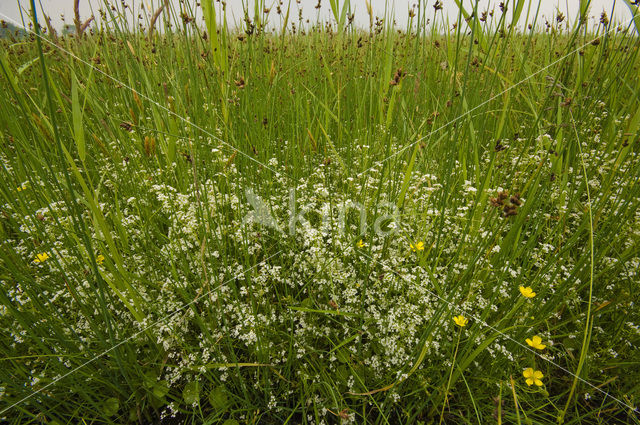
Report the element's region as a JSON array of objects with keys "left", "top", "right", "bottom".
[{"left": 1, "top": 0, "right": 640, "bottom": 423}]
